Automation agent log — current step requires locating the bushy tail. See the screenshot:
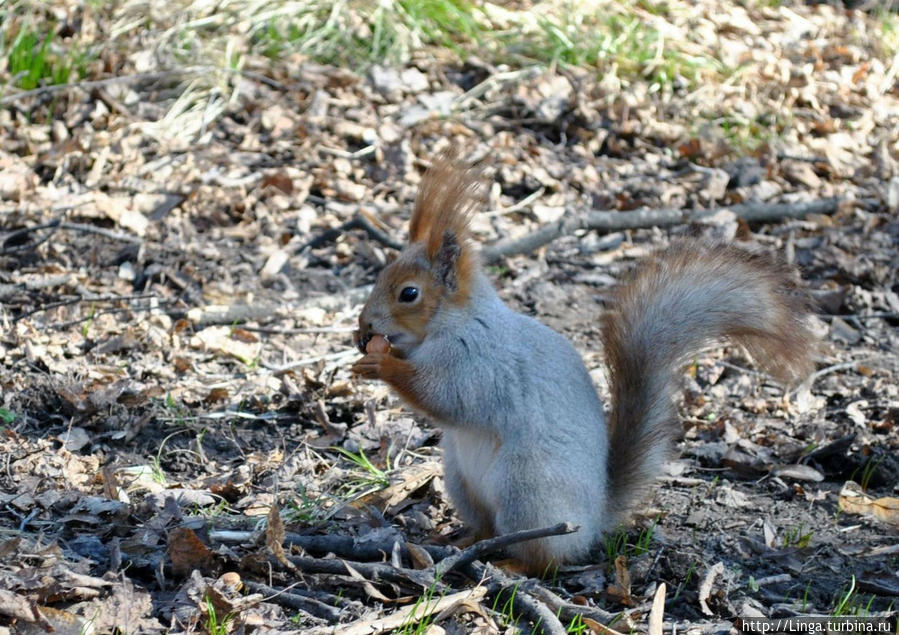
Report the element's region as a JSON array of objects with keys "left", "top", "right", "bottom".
[{"left": 601, "top": 241, "right": 815, "bottom": 520}]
